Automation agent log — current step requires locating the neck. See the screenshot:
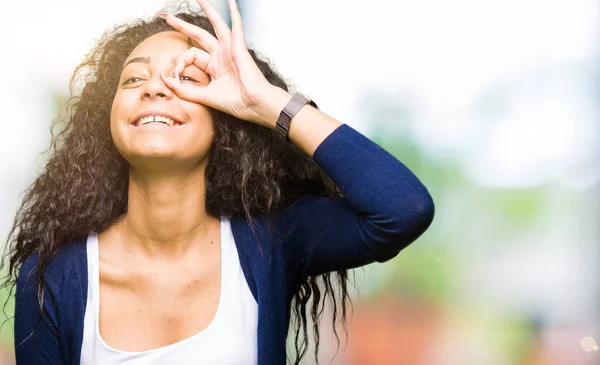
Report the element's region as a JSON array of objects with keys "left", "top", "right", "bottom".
[{"left": 118, "top": 162, "right": 219, "bottom": 257}]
